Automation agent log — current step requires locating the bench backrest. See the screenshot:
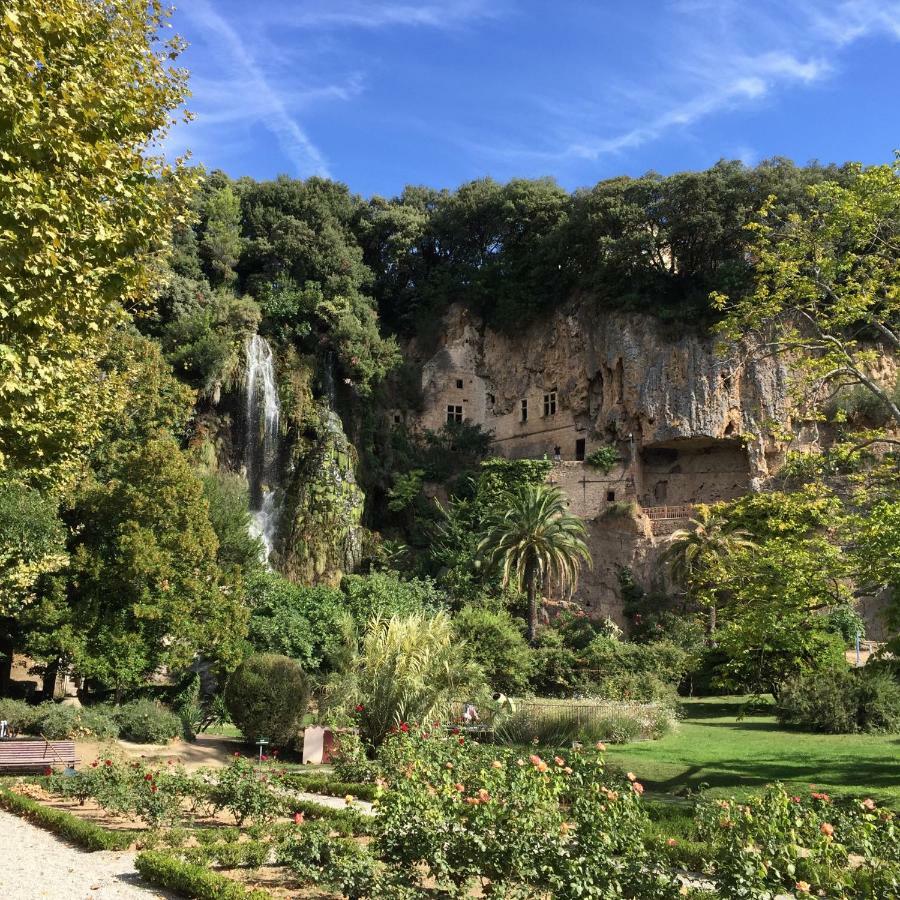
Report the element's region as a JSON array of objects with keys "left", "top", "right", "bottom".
[{"left": 0, "top": 740, "right": 77, "bottom": 766}]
